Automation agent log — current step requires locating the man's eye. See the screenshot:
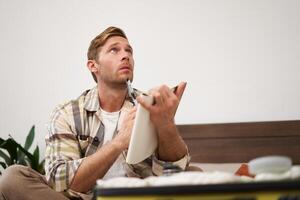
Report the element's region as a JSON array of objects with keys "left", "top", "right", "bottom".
[
  {"left": 109, "top": 48, "right": 118, "bottom": 53},
  {"left": 126, "top": 48, "right": 133, "bottom": 54}
]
